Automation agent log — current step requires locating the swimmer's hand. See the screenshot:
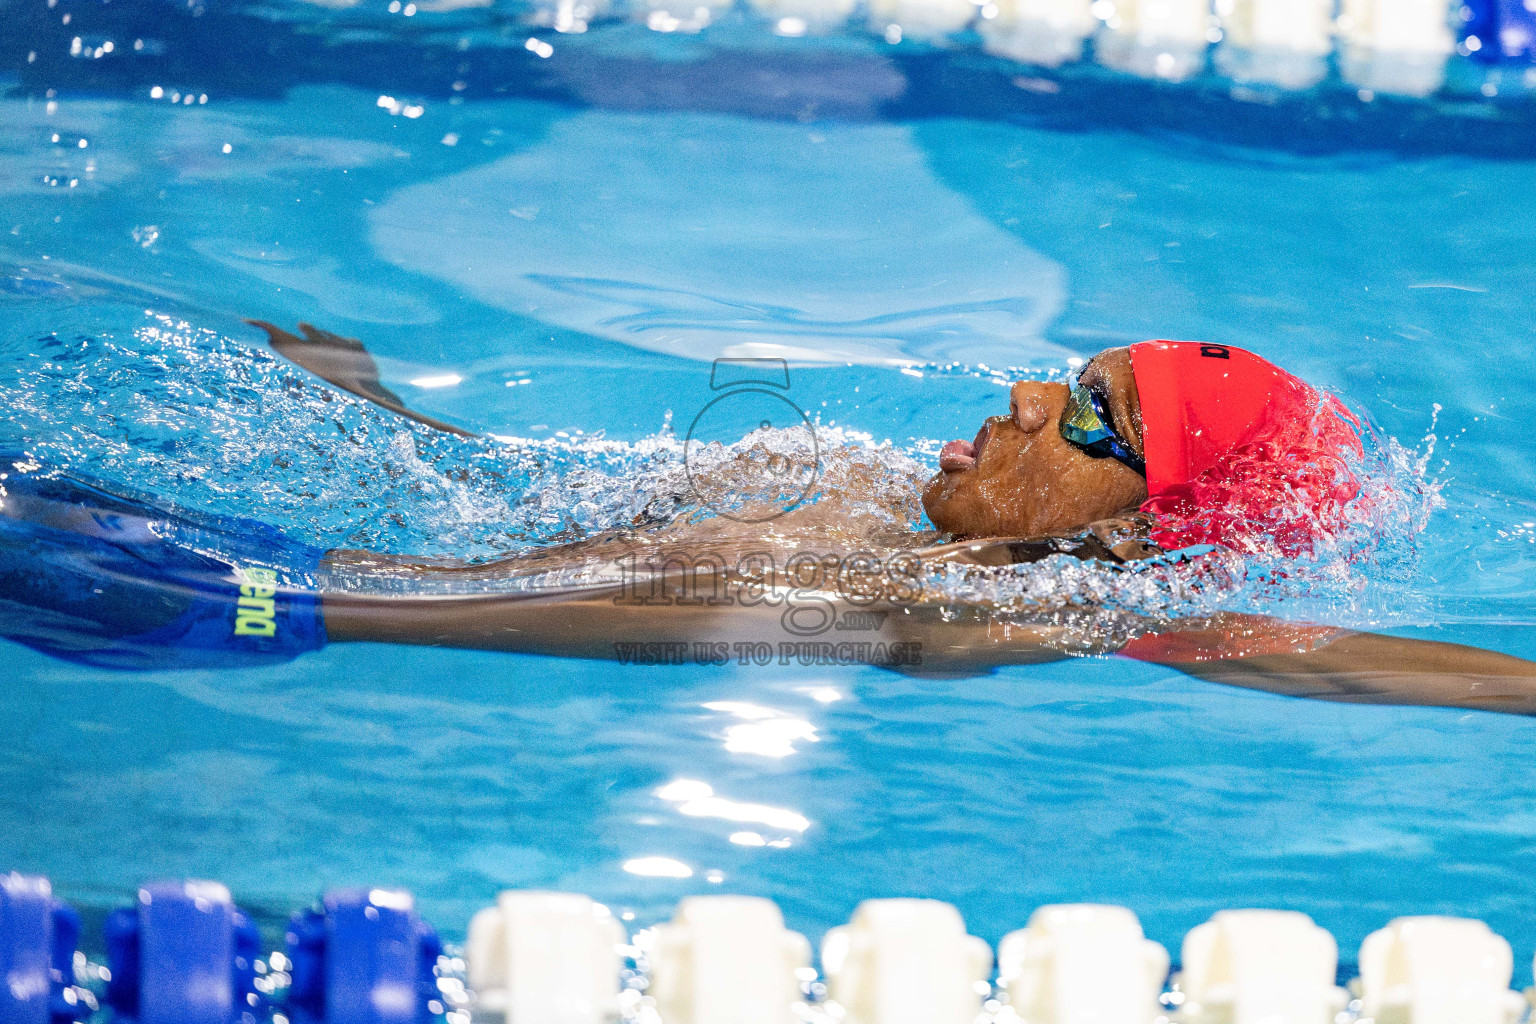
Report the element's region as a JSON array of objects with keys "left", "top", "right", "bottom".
[
  {"left": 1122, "top": 614, "right": 1536, "bottom": 717},
  {"left": 248, "top": 320, "right": 478, "bottom": 437}
]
